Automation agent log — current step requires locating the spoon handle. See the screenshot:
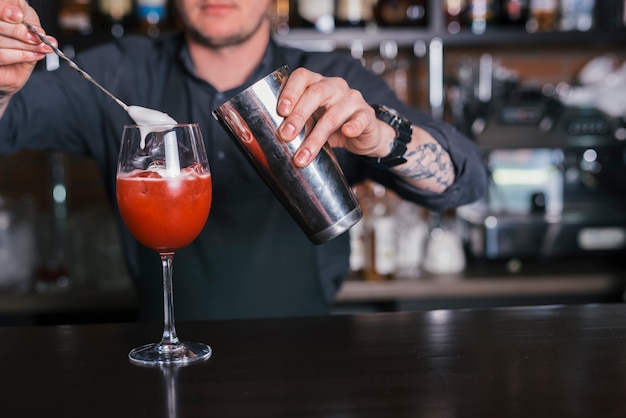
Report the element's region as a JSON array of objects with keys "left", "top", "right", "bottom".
[{"left": 23, "top": 21, "right": 128, "bottom": 111}]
